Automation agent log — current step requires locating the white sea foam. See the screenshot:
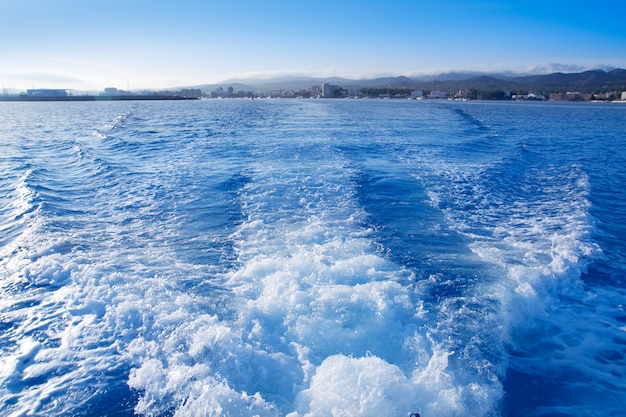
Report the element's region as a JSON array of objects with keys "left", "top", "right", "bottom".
[
  {"left": 2, "top": 100, "right": 625, "bottom": 417},
  {"left": 121, "top": 119, "right": 505, "bottom": 416},
  {"left": 400, "top": 107, "right": 626, "bottom": 414}
]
